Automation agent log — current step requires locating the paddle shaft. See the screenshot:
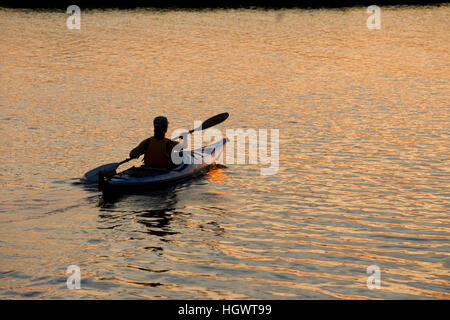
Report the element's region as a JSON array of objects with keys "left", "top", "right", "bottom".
[
  {"left": 178, "top": 112, "right": 229, "bottom": 139},
  {"left": 87, "top": 113, "right": 229, "bottom": 178},
  {"left": 119, "top": 158, "right": 131, "bottom": 165}
]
